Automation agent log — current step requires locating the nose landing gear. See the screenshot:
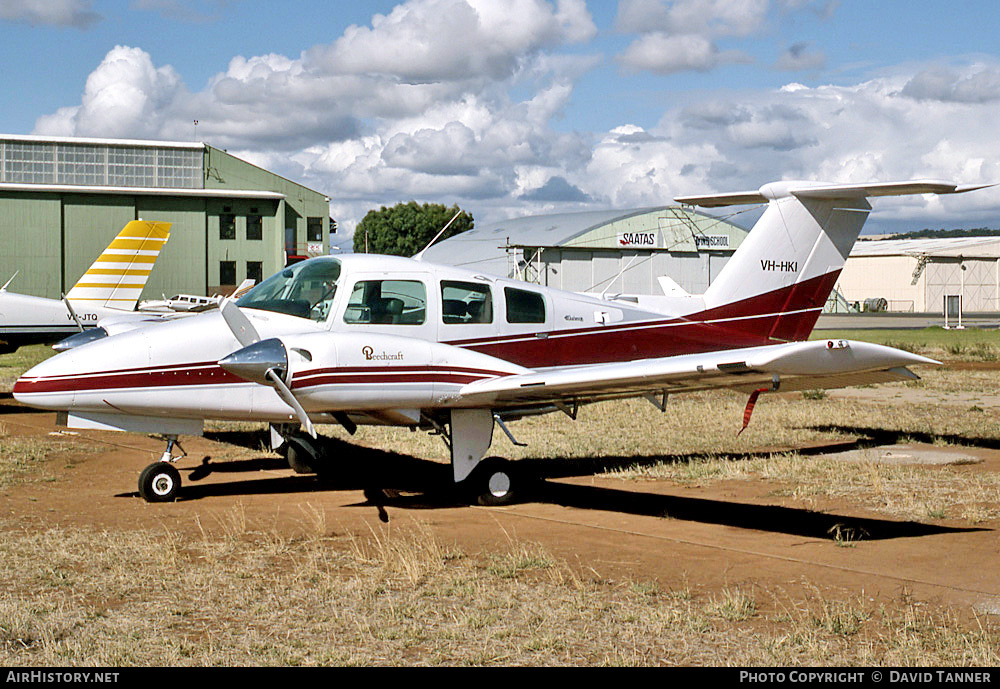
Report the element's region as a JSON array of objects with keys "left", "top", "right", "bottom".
[{"left": 137, "top": 436, "right": 186, "bottom": 502}]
